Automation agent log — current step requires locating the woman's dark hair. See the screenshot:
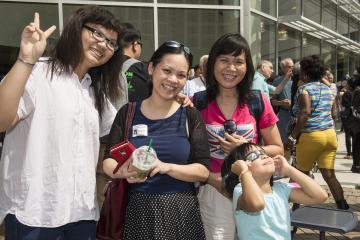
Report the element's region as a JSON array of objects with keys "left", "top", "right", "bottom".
[
  {"left": 149, "top": 41, "right": 193, "bottom": 70},
  {"left": 49, "top": 5, "right": 124, "bottom": 117},
  {"left": 221, "top": 143, "right": 272, "bottom": 198},
  {"left": 300, "top": 55, "right": 325, "bottom": 82},
  {"left": 205, "top": 33, "right": 255, "bottom": 105},
  {"left": 121, "top": 22, "right": 141, "bottom": 48}
]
